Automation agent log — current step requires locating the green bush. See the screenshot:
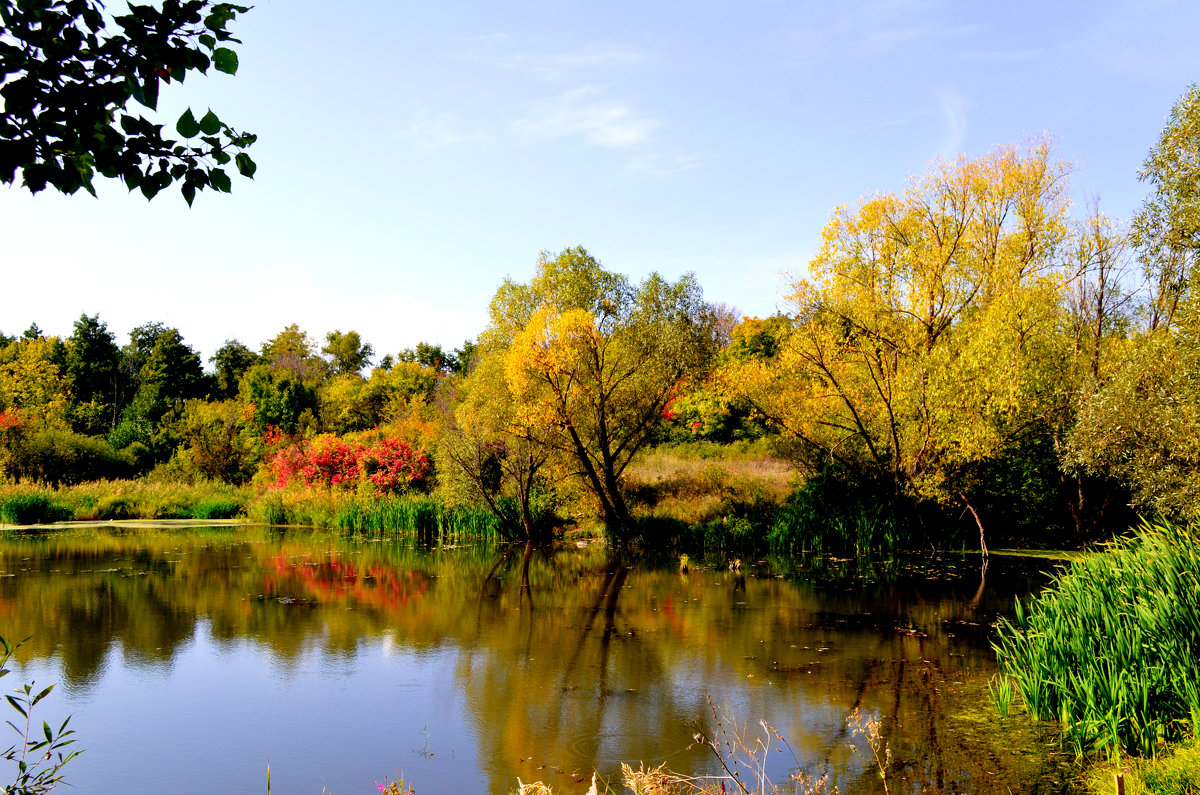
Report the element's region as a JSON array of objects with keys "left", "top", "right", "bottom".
[
  {"left": 995, "top": 521, "right": 1200, "bottom": 758},
  {"left": 0, "top": 491, "right": 72, "bottom": 524},
  {"left": 3, "top": 428, "right": 133, "bottom": 485}
]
